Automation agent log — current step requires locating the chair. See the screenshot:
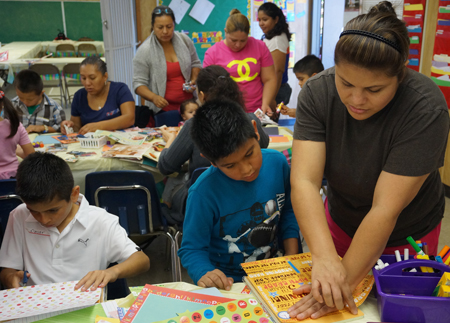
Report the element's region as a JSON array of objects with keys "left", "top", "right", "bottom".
[
  {"left": 55, "top": 44, "right": 77, "bottom": 57},
  {"left": 154, "top": 110, "right": 182, "bottom": 127},
  {"left": 84, "top": 170, "right": 180, "bottom": 282},
  {"left": 0, "top": 179, "right": 22, "bottom": 248},
  {"left": 78, "top": 43, "right": 98, "bottom": 57},
  {"left": 62, "top": 63, "right": 82, "bottom": 105},
  {"left": 29, "top": 63, "right": 66, "bottom": 108}
]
